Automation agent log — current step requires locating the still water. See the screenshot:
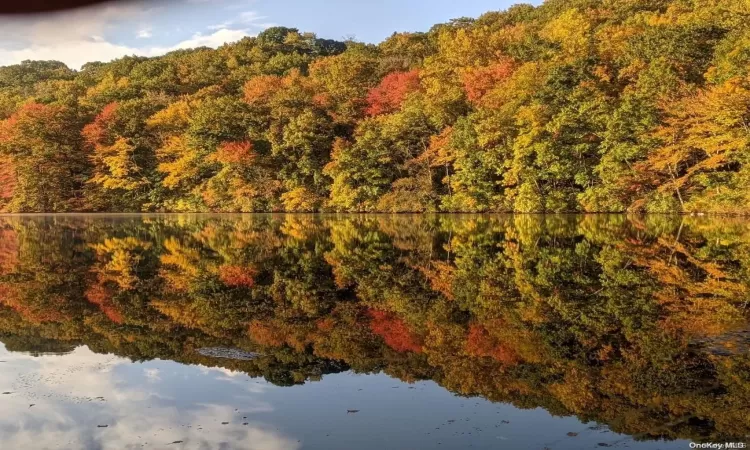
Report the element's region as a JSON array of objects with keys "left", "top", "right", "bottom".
[{"left": 0, "top": 214, "right": 748, "bottom": 450}]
